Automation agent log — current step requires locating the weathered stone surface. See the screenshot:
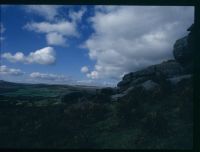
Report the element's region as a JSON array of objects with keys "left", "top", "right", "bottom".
[
  {"left": 117, "top": 60, "right": 184, "bottom": 91},
  {"left": 130, "top": 77, "right": 148, "bottom": 86},
  {"left": 111, "top": 86, "right": 134, "bottom": 101},
  {"left": 111, "top": 93, "right": 126, "bottom": 102},
  {"left": 173, "top": 24, "right": 194, "bottom": 71},
  {"left": 167, "top": 74, "right": 192, "bottom": 85},
  {"left": 173, "top": 36, "right": 190, "bottom": 65},
  {"left": 140, "top": 80, "right": 159, "bottom": 91}
]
